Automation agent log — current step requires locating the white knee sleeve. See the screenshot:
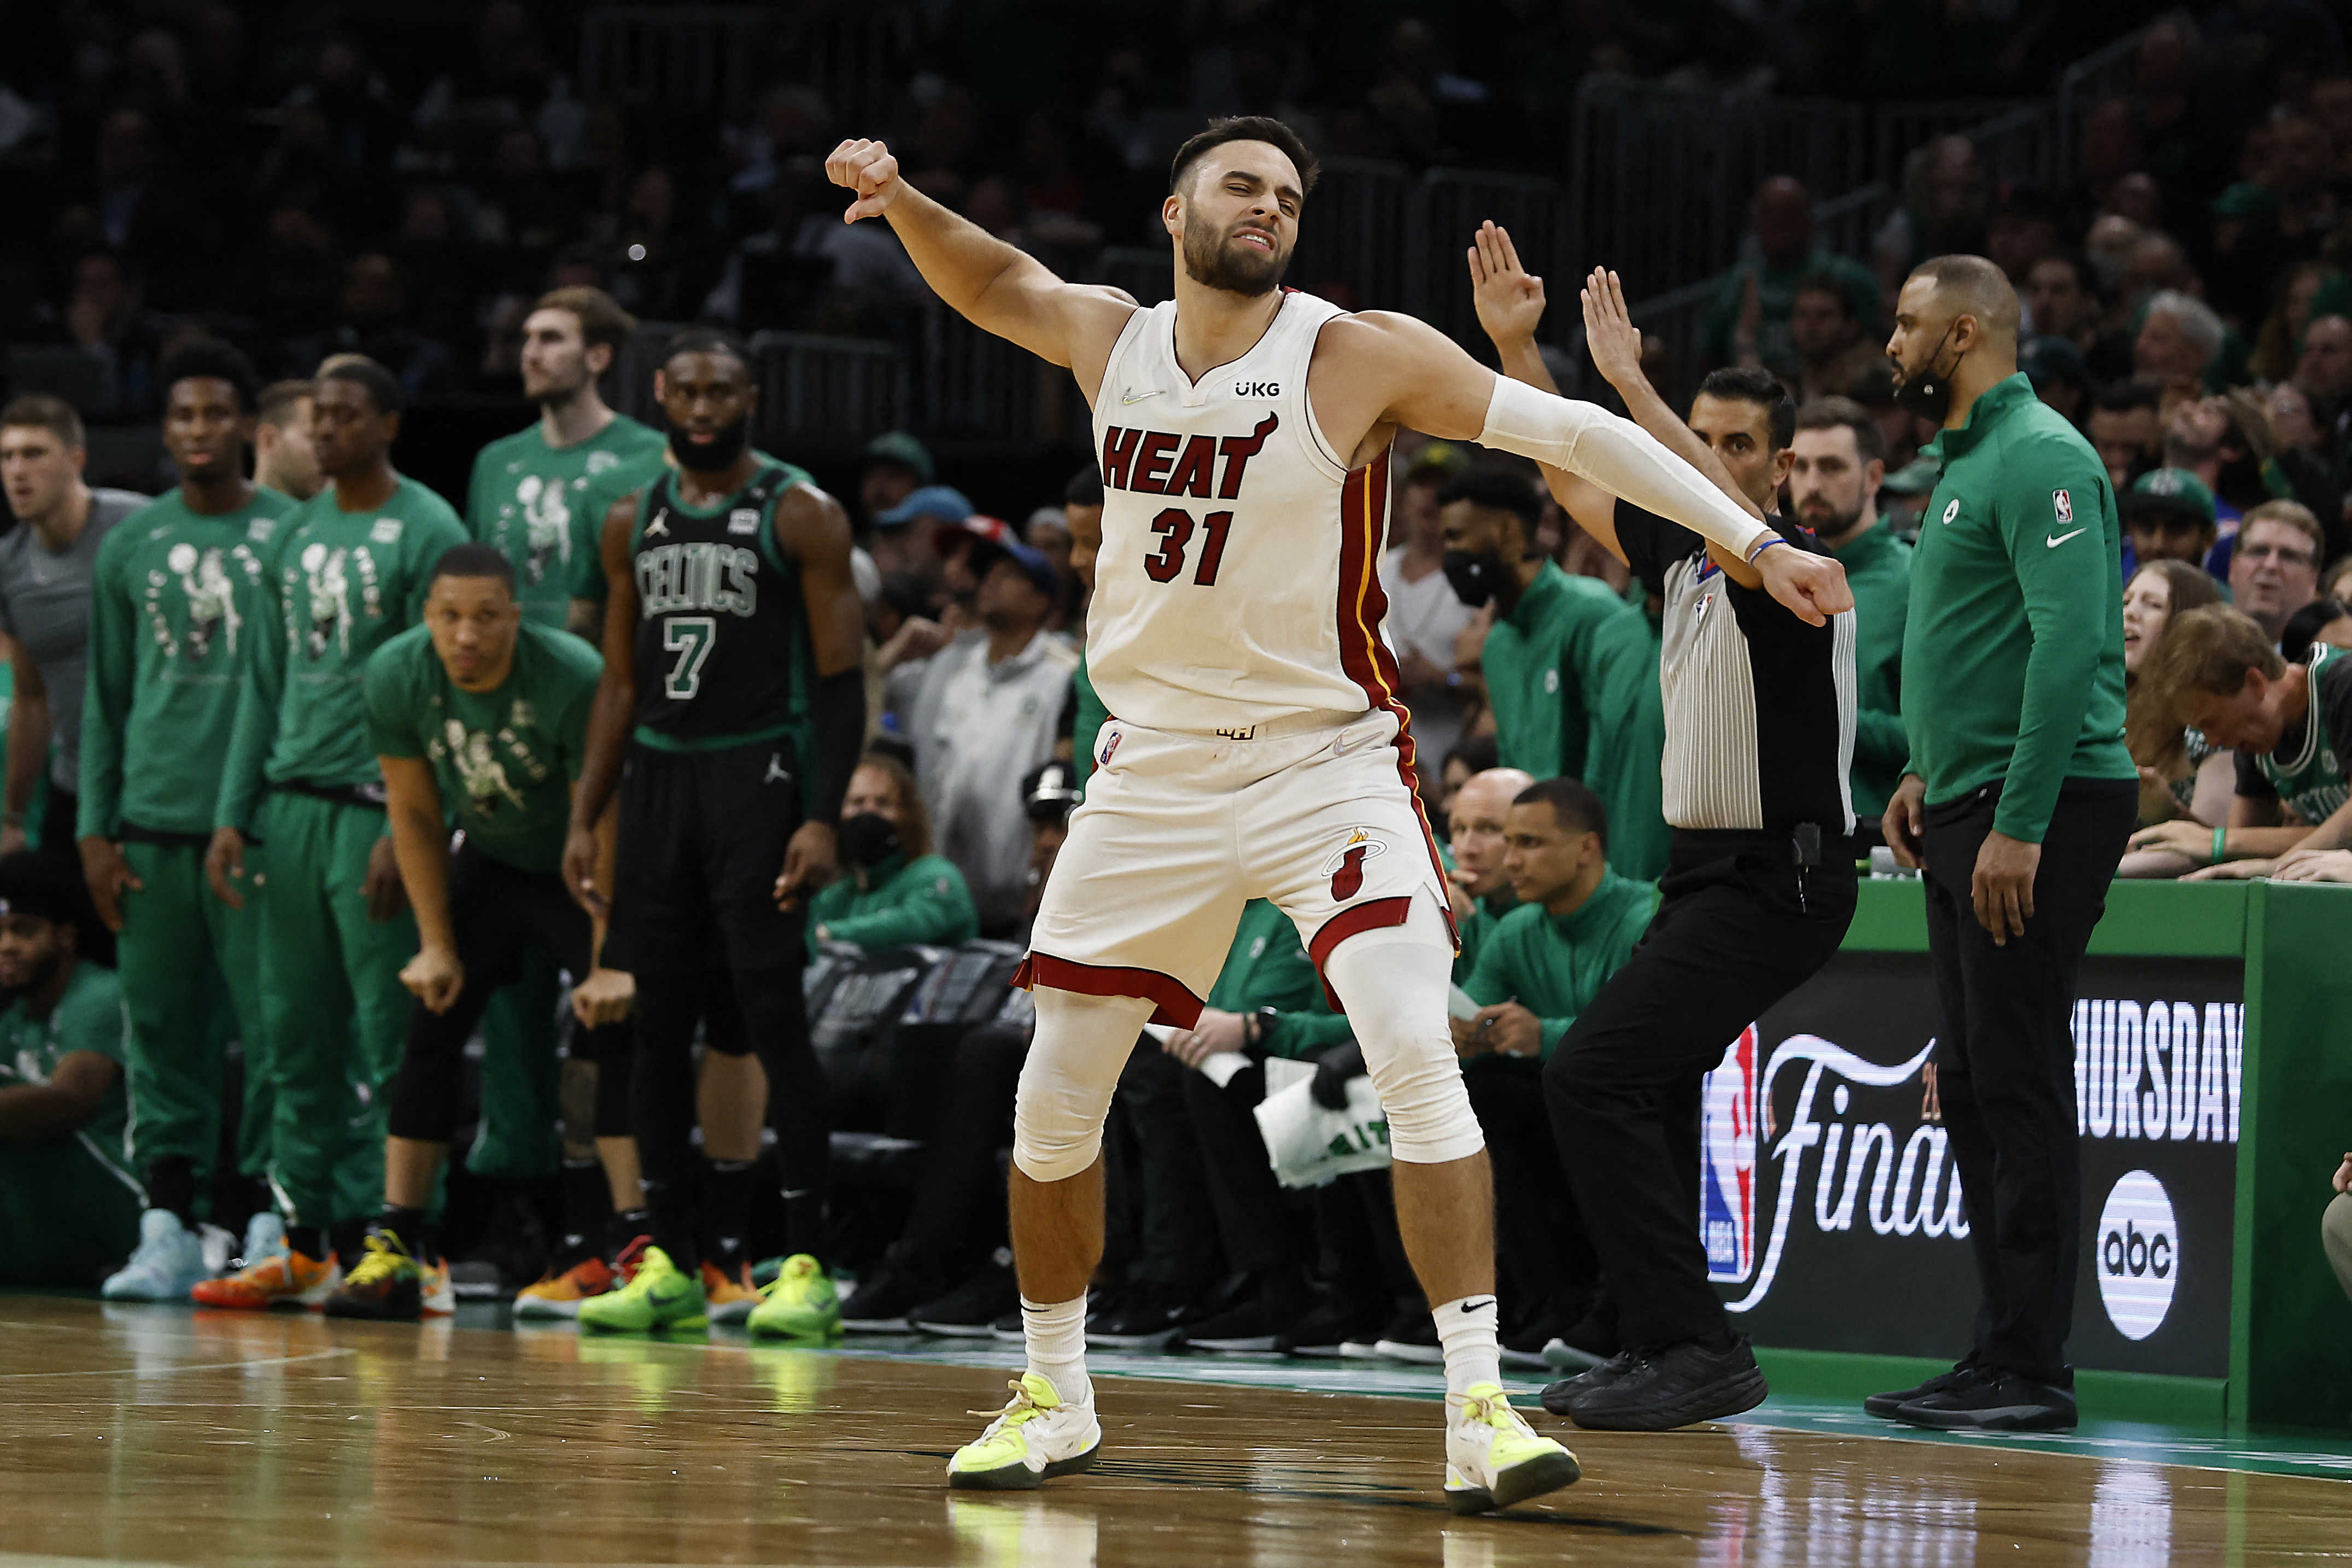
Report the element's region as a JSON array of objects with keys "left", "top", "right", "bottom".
[
  {"left": 1321, "top": 896, "right": 1486, "bottom": 1165},
  {"left": 1011, "top": 988, "right": 1157, "bottom": 1183}
]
